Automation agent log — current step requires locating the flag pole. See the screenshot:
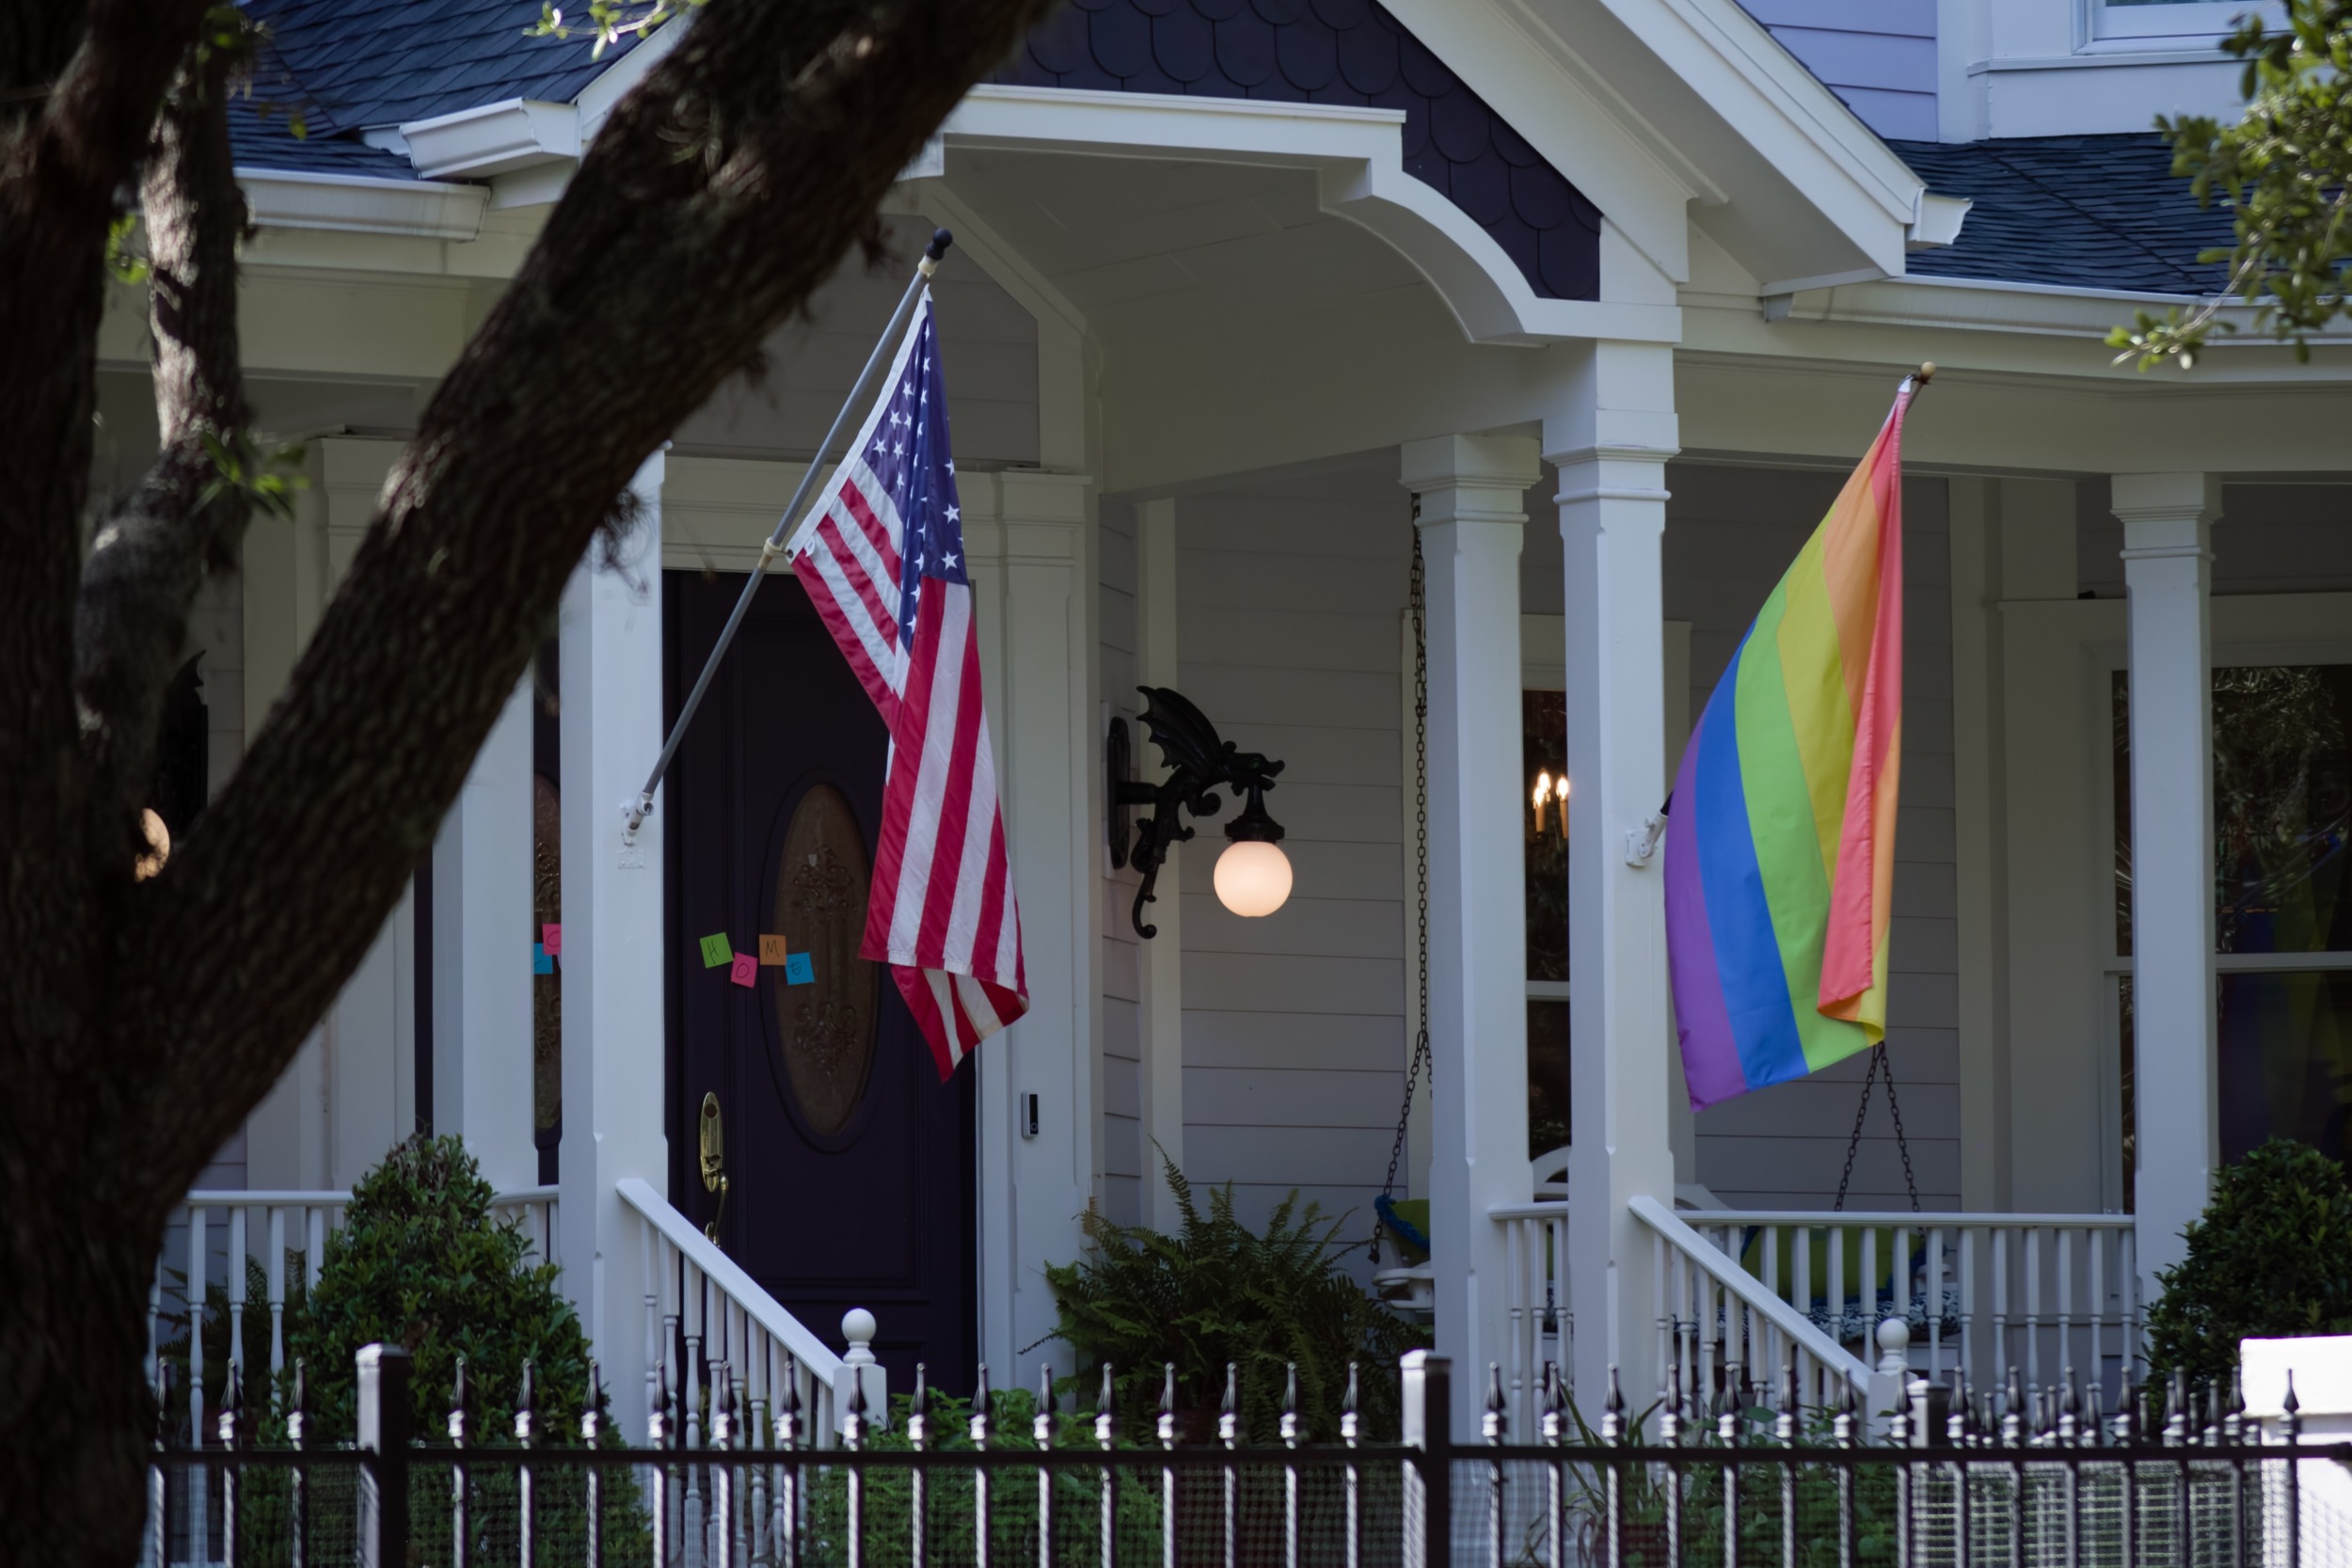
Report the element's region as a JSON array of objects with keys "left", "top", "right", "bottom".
[
  {"left": 1623, "top": 360, "right": 1932, "bottom": 869},
  {"left": 621, "top": 228, "right": 954, "bottom": 839}
]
